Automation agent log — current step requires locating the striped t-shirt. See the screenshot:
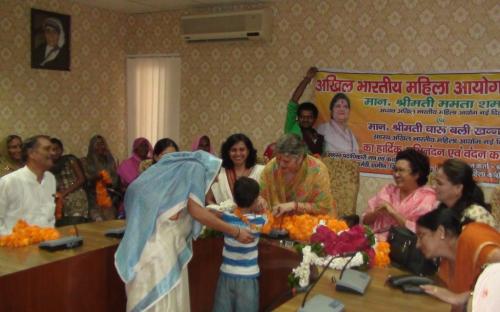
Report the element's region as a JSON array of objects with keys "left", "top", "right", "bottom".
[{"left": 220, "top": 211, "right": 267, "bottom": 279}]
